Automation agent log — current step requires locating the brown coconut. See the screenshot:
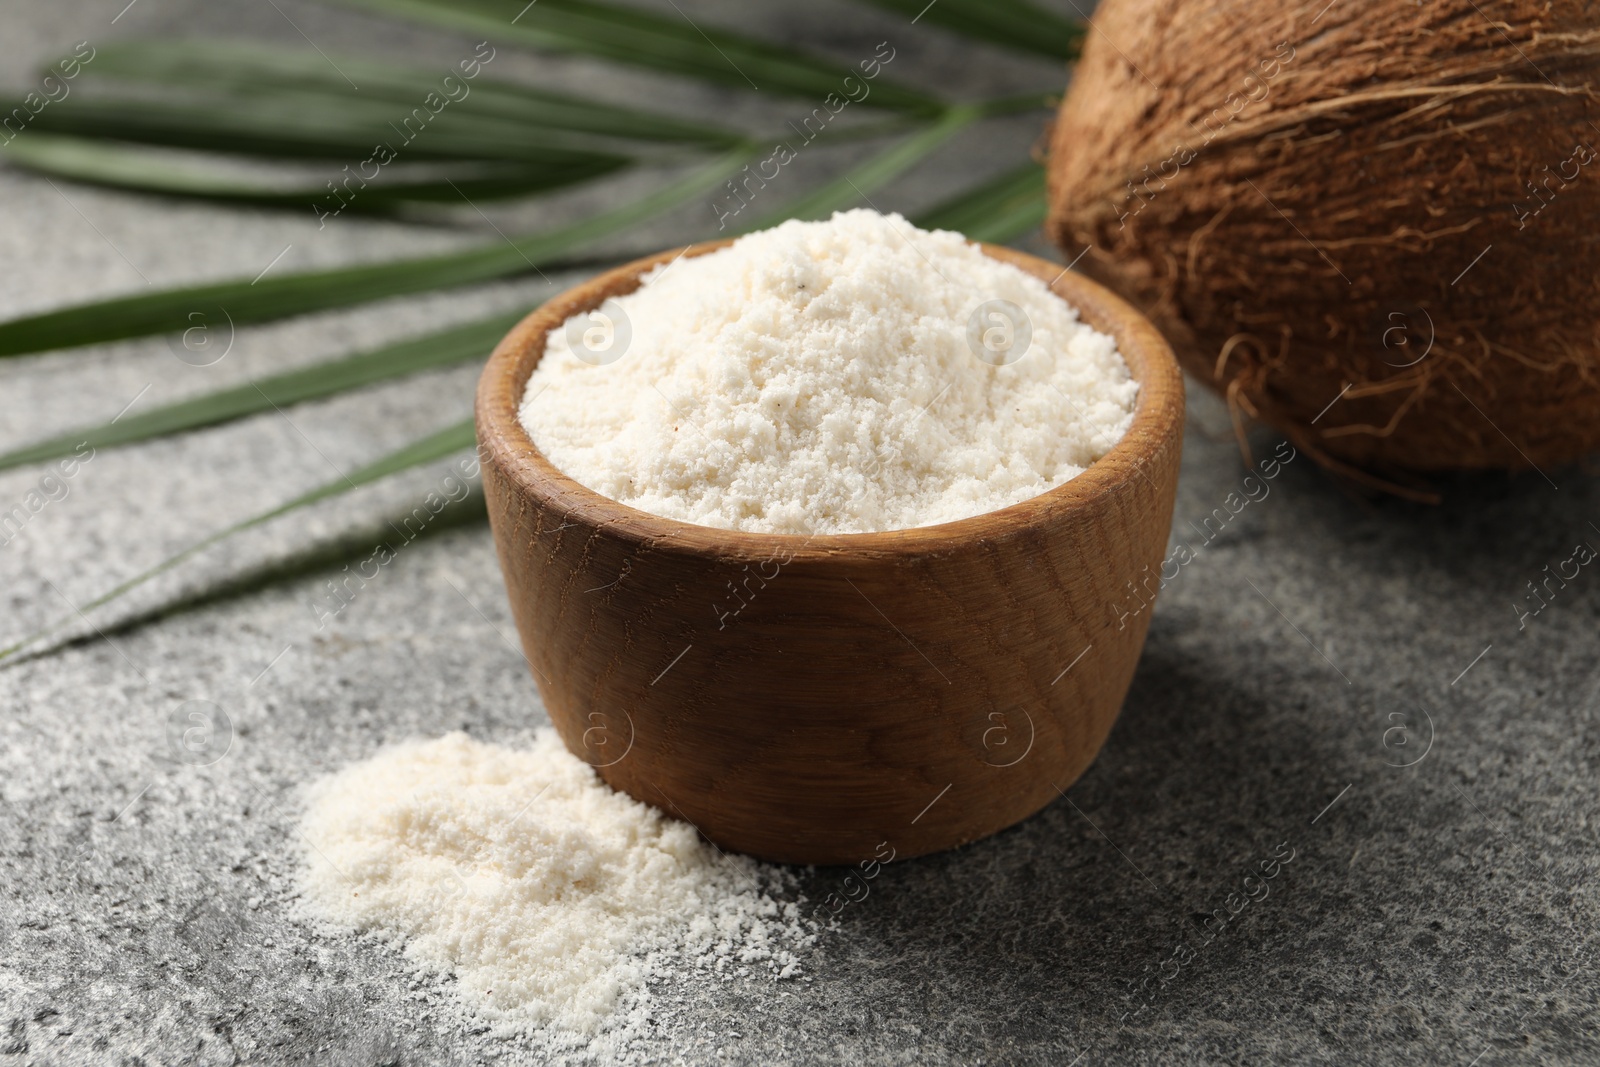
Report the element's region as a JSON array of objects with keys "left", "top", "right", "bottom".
[{"left": 1046, "top": 0, "right": 1600, "bottom": 495}]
